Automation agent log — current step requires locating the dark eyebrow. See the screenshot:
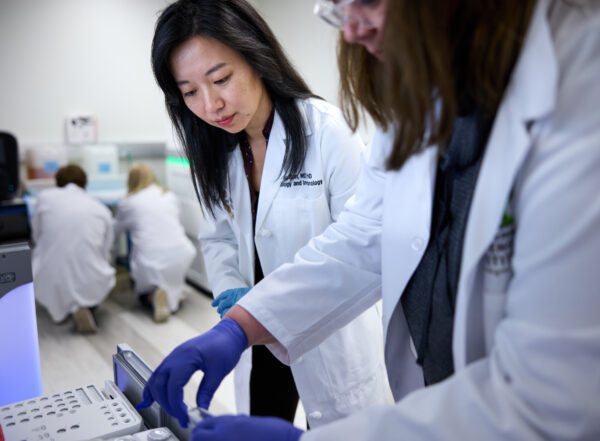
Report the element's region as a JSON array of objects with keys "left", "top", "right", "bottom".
[
  {"left": 205, "top": 62, "right": 227, "bottom": 76},
  {"left": 176, "top": 62, "right": 227, "bottom": 86}
]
